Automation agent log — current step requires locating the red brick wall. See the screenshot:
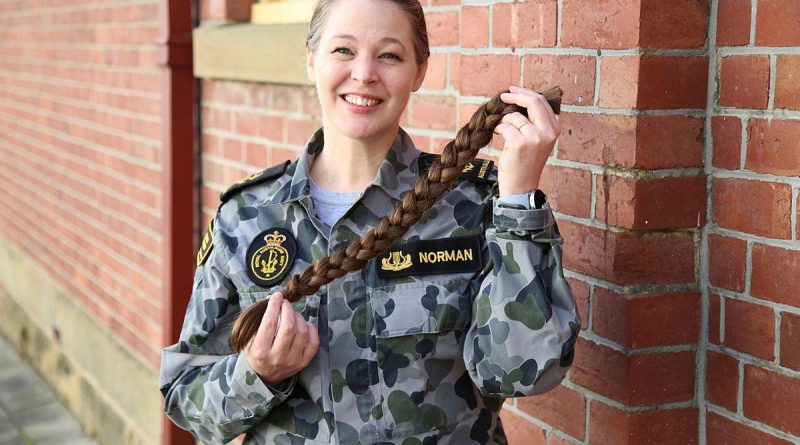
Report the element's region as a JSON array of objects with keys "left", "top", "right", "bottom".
[
  {"left": 0, "top": 1, "right": 165, "bottom": 368},
  {"left": 199, "top": 1, "right": 713, "bottom": 444},
  {"left": 706, "top": 0, "right": 800, "bottom": 443}
]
